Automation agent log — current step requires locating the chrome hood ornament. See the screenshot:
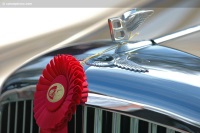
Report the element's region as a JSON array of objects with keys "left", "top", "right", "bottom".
[
  {"left": 108, "top": 9, "right": 153, "bottom": 43},
  {"left": 82, "top": 9, "right": 153, "bottom": 72}
]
